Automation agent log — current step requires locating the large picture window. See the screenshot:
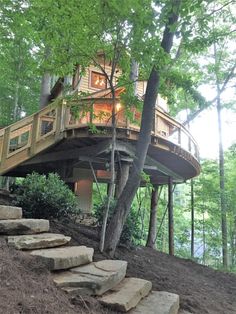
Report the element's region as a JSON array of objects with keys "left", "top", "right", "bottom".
[{"left": 90, "top": 71, "right": 107, "bottom": 89}]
